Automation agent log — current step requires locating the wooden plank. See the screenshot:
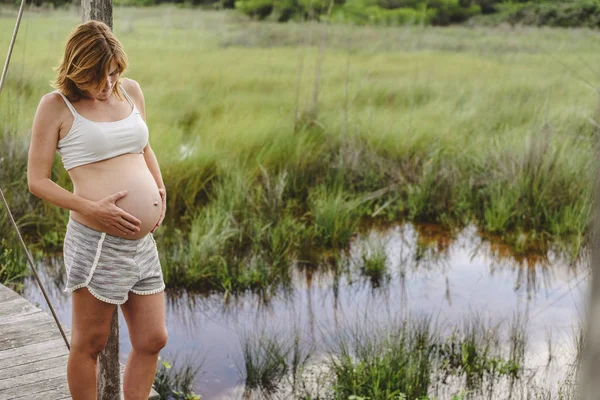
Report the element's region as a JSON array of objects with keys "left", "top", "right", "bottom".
[
  {"left": 0, "top": 364, "right": 158, "bottom": 399},
  {"left": 0, "top": 284, "right": 17, "bottom": 295},
  {"left": 0, "top": 296, "right": 32, "bottom": 310},
  {"left": 0, "top": 313, "right": 57, "bottom": 332},
  {"left": 0, "top": 337, "right": 67, "bottom": 361},
  {"left": 0, "top": 319, "right": 62, "bottom": 343},
  {"left": 0, "top": 310, "right": 45, "bottom": 327},
  {"left": 0, "top": 353, "right": 69, "bottom": 380},
  {"left": 0, "top": 328, "right": 64, "bottom": 351},
  {"left": 0, "top": 342, "right": 68, "bottom": 369},
  {"left": 0, "top": 287, "right": 21, "bottom": 303},
  {"left": 11, "top": 386, "right": 72, "bottom": 400},
  {"left": 0, "top": 373, "right": 67, "bottom": 400},
  {"left": 0, "top": 314, "right": 56, "bottom": 338},
  {"left": 0, "top": 364, "right": 66, "bottom": 391},
  {"left": 0, "top": 298, "right": 39, "bottom": 319}
]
